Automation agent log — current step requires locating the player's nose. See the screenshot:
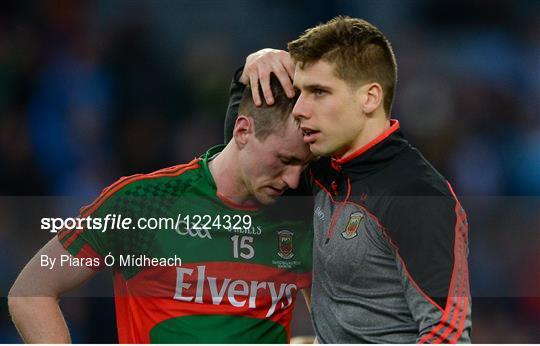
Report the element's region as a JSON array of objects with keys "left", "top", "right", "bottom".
[
  {"left": 281, "top": 166, "right": 302, "bottom": 190},
  {"left": 292, "top": 93, "right": 310, "bottom": 121}
]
